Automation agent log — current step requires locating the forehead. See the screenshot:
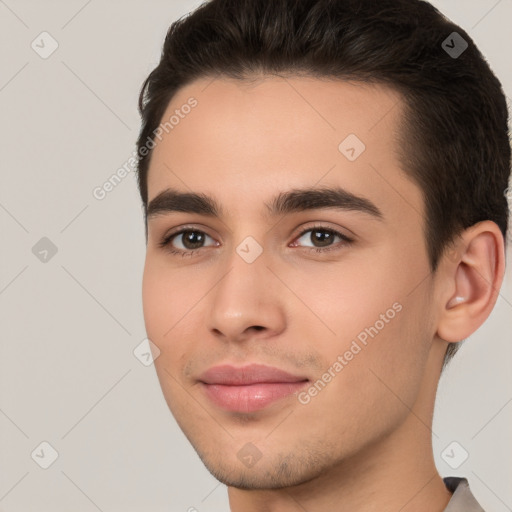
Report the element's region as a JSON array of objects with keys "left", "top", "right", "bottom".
[{"left": 146, "top": 75, "right": 421, "bottom": 223}]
